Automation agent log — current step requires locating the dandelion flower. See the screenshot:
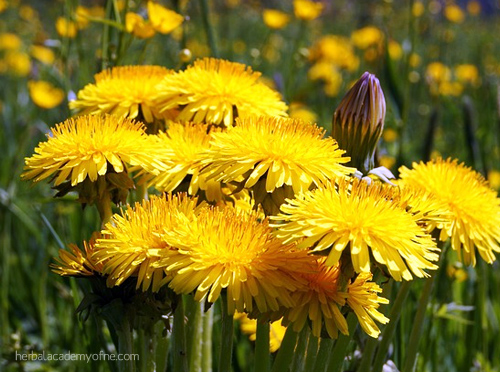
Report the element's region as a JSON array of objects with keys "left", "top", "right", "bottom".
[
  {"left": 147, "top": 2, "right": 184, "bottom": 34},
  {"left": 28, "top": 80, "right": 65, "bottom": 109},
  {"left": 164, "top": 207, "right": 313, "bottom": 314},
  {"left": 347, "top": 272, "right": 389, "bottom": 338},
  {"left": 22, "top": 114, "right": 167, "bottom": 188},
  {"left": 399, "top": 158, "right": 500, "bottom": 265},
  {"left": 262, "top": 9, "right": 290, "bottom": 29},
  {"left": 93, "top": 194, "right": 201, "bottom": 291},
  {"left": 237, "top": 313, "right": 288, "bottom": 352},
  {"left": 154, "top": 58, "right": 288, "bottom": 127},
  {"left": 70, "top": 66, "right": 172, "bottom": 124},
  {"left": 201, "top": 116, "right": 354, "bottom": 214},
  {"left": 125, "top": 12, "right": 155, "bottom": 39},
  {"left": 275, "top": 178, "right": 440, "bottom": 281},
  {"left": 51, "top": 234, "right": 104, "bottom": 277},
  {"left": 293, "top": 0, "right": 323, "bottom": 21}
]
